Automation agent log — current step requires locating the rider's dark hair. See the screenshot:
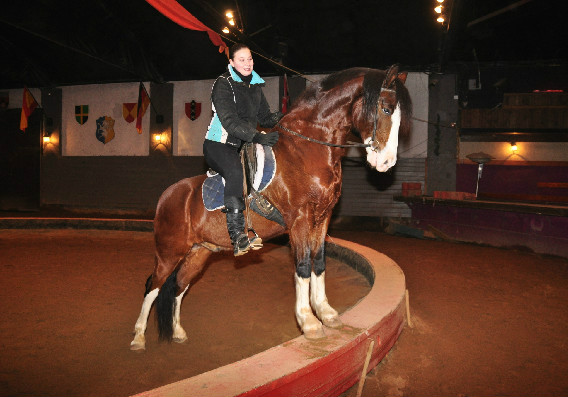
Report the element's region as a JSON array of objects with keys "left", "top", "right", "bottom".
[{"left": 229, "top": 43, "right": 250, "bottom": 60}]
